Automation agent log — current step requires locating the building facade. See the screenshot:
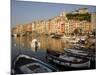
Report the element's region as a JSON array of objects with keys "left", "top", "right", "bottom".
[{"left": 12, "top": 8, "right": 96, "bottom": 36}]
